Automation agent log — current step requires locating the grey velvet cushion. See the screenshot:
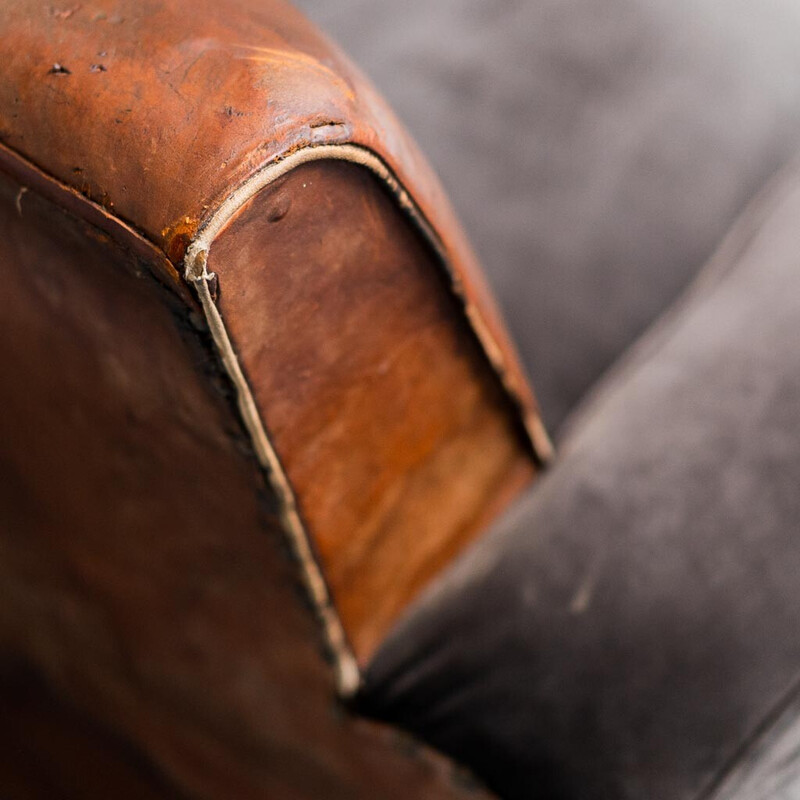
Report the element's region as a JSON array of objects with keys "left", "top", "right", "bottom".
[
  {"left": 295, "top": 0, "right": 800, "bottom": 430},
  {"left": 358, "top": 158, "right": 800, "bottom": 800}
]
